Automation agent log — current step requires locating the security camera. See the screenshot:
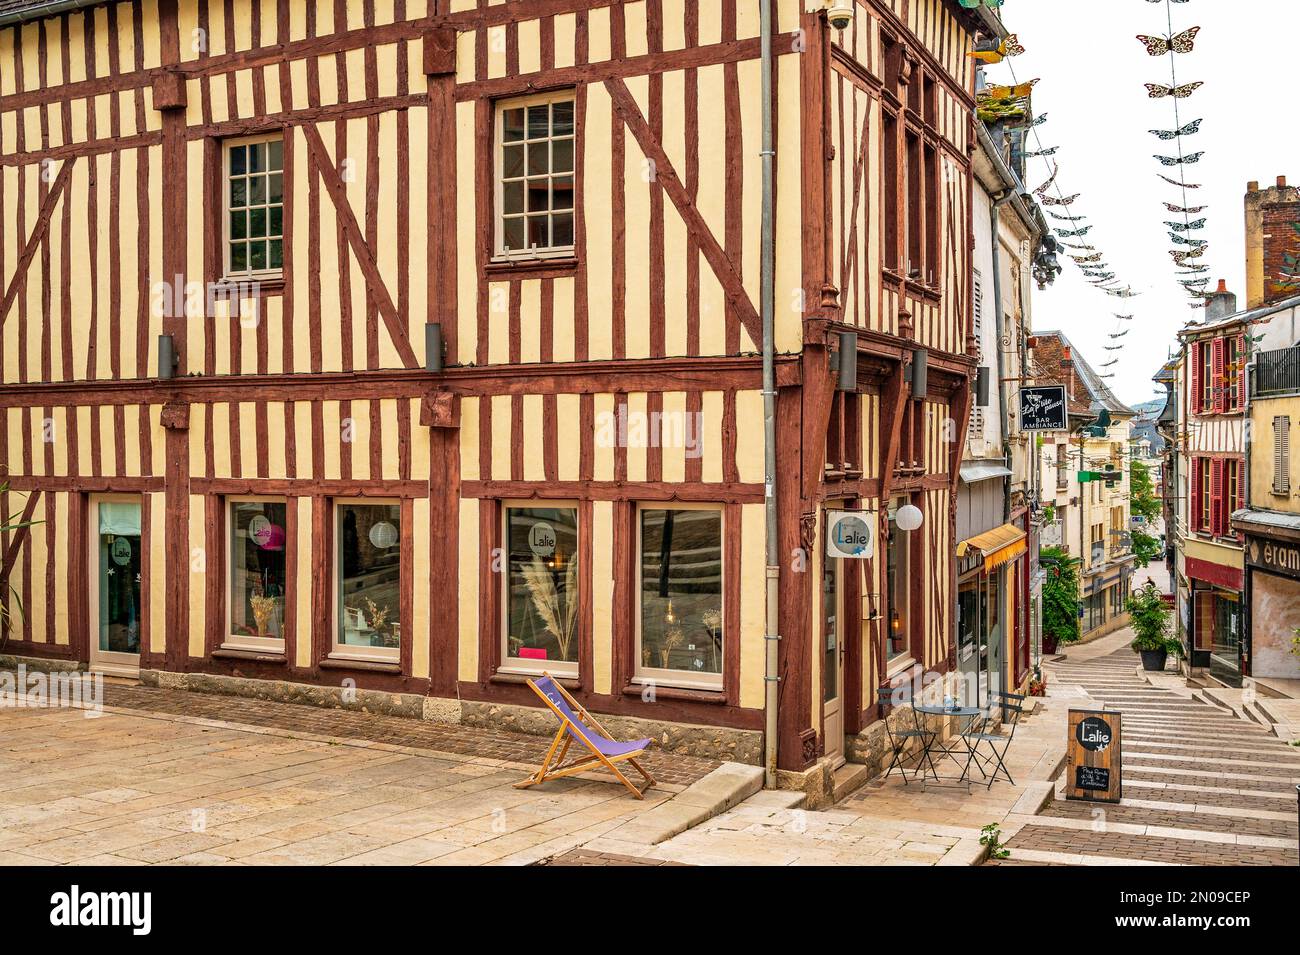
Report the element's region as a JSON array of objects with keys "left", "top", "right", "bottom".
[{"left": 826, "top": 4, "right": 853, "bottom": 30}]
